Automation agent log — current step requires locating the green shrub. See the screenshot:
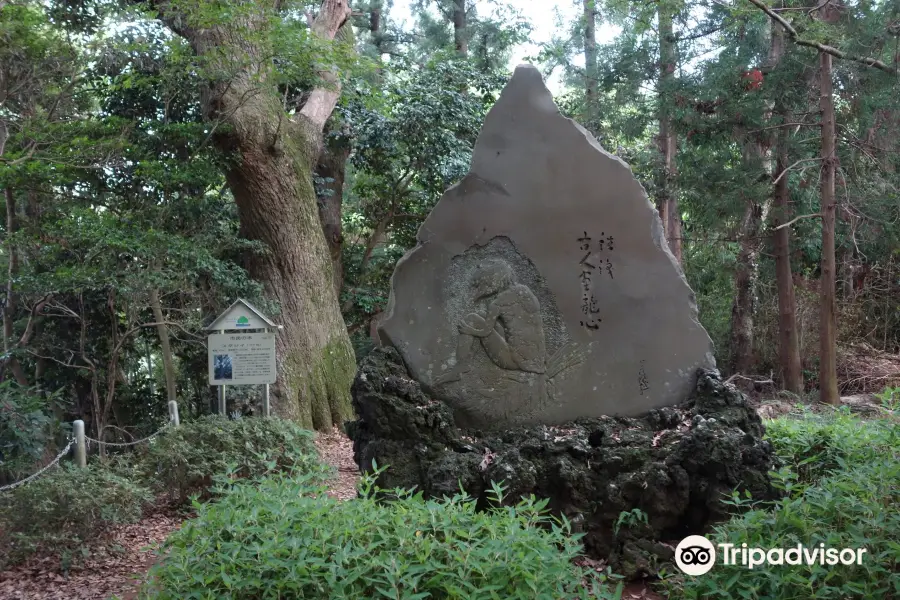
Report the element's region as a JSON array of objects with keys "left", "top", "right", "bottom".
[
  {"left": 137, "top": 415, "right": 319, "bottom": 501},
  {"left": 0, "top": 381, "right": 65, "bottom": 481},
  {"left": 662, "top": 413, "right": 900, "bottom": 600},
  {"left": 143, "top": 471, "right": 624, "bottom": 600},
  {"left": 764, "top": 408, "right": 897, "bottom": 486},
  {"left": 0, "top": 463, "right": 152, "bottom": 568},
  {"left": 665, "top": 458, "right": 899, "bottom": 599}
]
